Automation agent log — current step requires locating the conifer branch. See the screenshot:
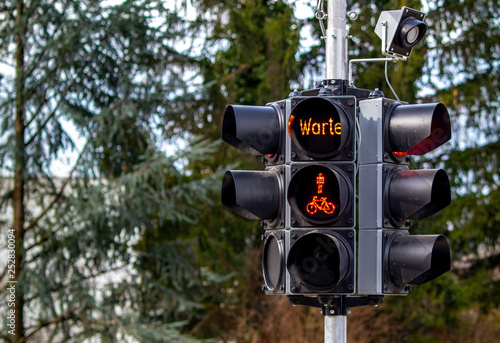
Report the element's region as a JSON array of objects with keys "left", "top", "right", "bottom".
[
  {"left": 25, "top": 139, "right": 90, "bottom": 234},
  {"left": 23, "top": 305, "right": 79, "bottom": 342}
]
